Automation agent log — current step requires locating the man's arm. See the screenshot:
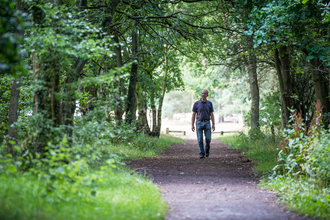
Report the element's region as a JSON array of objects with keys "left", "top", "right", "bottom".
[
  {"left": 191, "top": 112, "right": 196, "bottom": 132},
  {"left": 210, "top": 112, "right": 215, "bottom": 131}
]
